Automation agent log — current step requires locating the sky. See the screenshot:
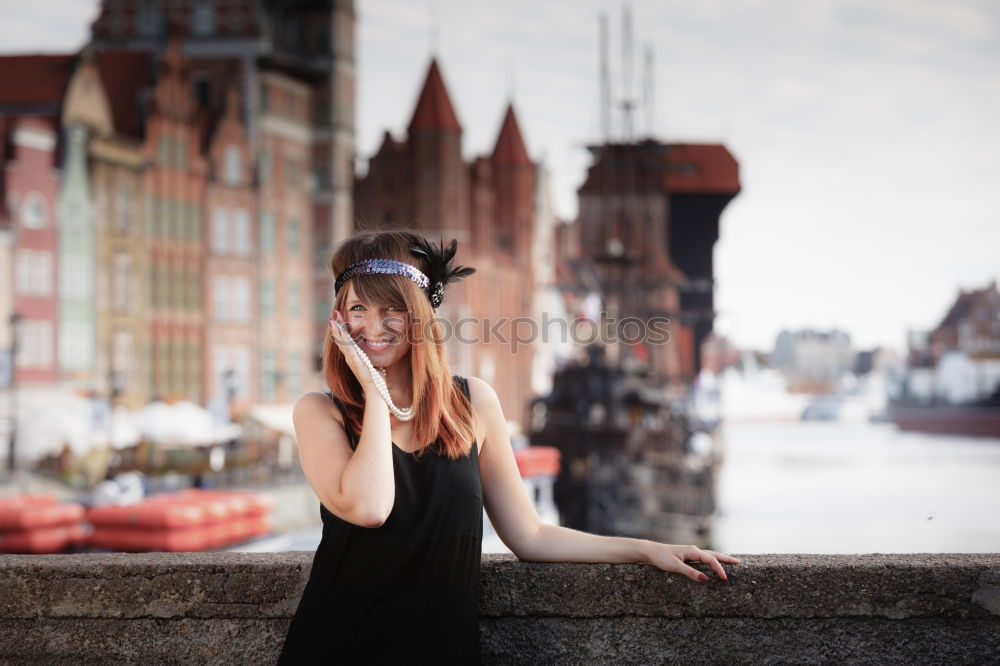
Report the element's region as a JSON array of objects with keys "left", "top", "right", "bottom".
[{"left": 2, "top": 0, "right": 997, "bottom": 353}]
